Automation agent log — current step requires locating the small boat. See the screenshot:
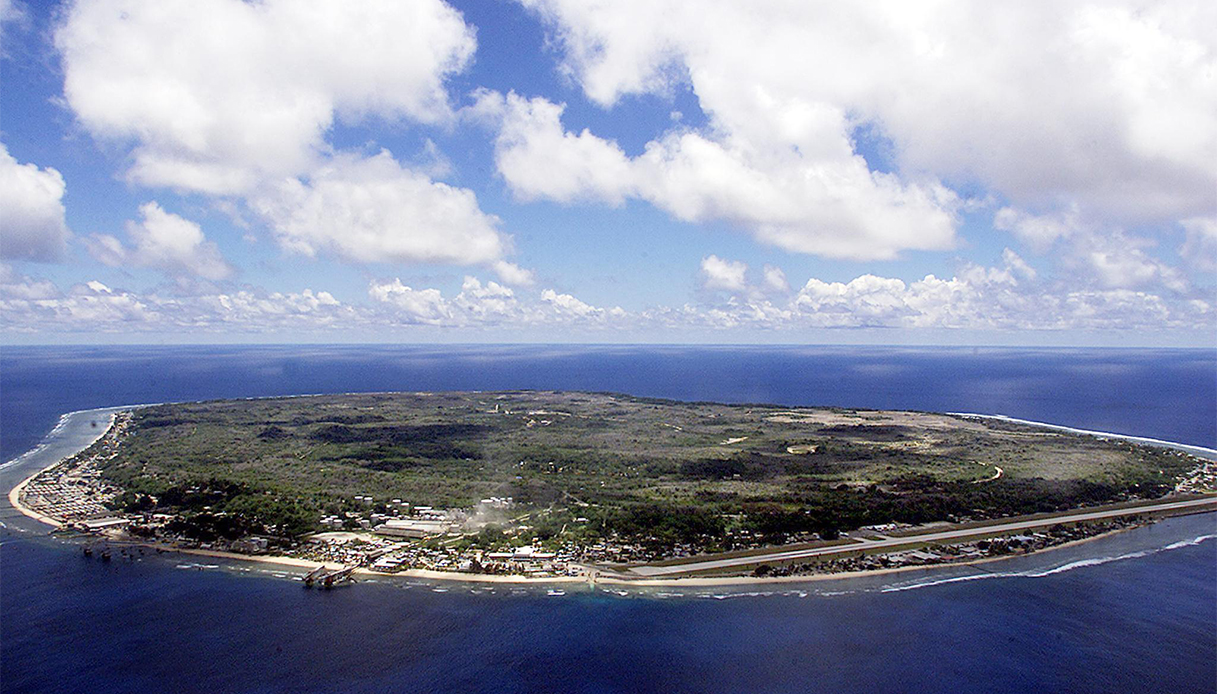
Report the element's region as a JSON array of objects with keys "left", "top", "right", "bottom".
[
  {"left": 83, "top": 546, "right": 93, "bottom": 557},
  {"left": 99, "top": 550, "right": 111, "bottom": 562}
]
